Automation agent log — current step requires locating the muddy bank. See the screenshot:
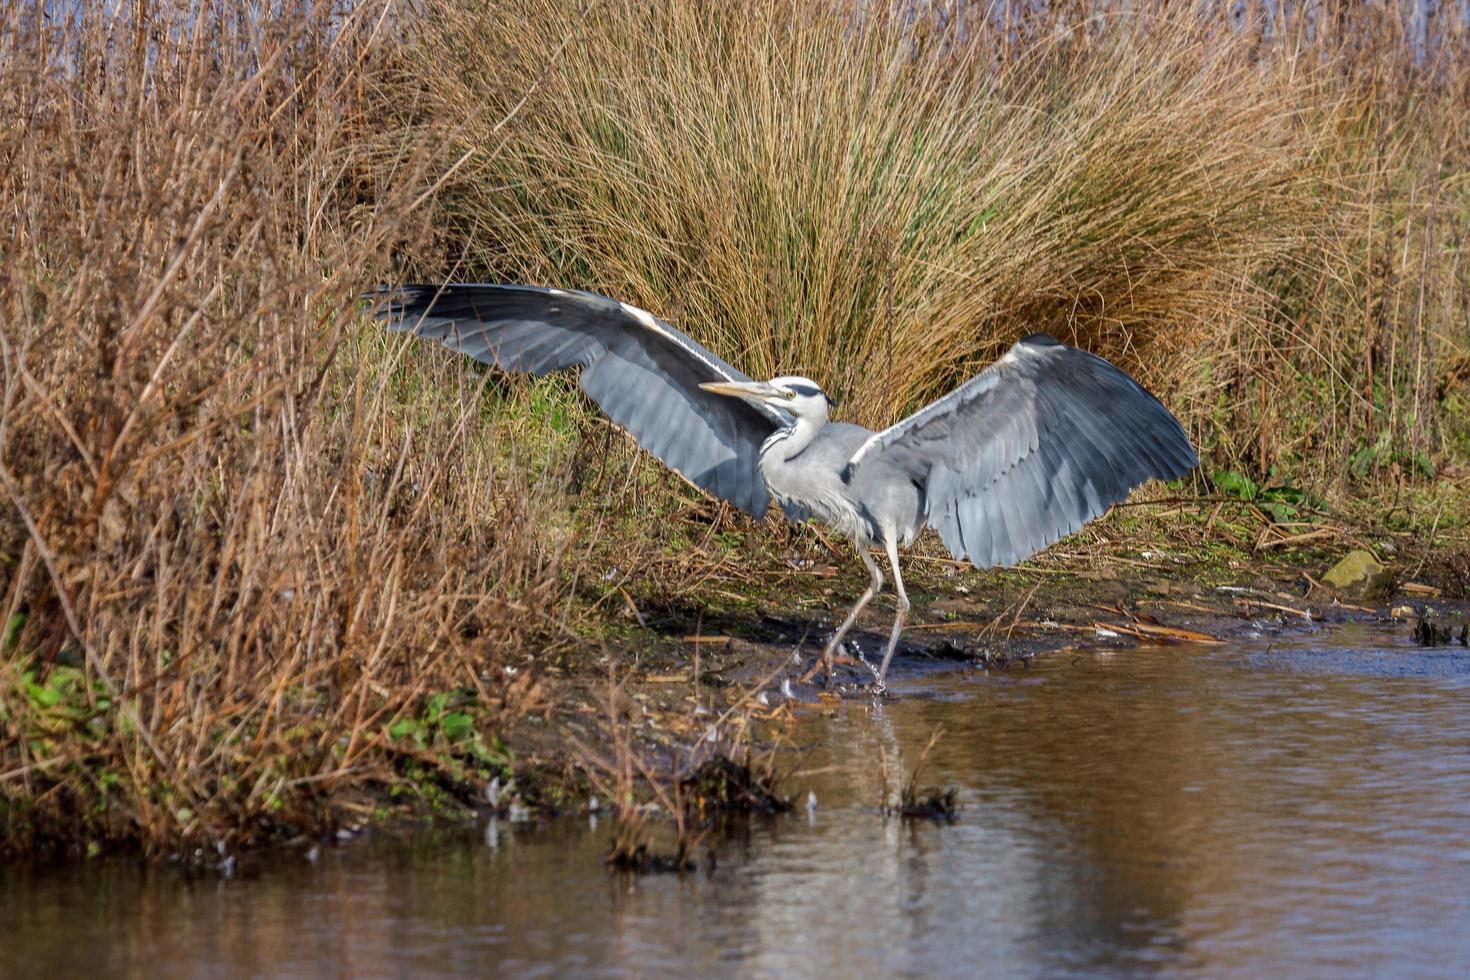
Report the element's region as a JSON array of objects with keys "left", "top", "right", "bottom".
[
  {"left": 7, "top": 521, "right": 1465, "bottom": 863},
  {"left": 497, "top": 541, "right": 1467, "bottom": 821}
]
